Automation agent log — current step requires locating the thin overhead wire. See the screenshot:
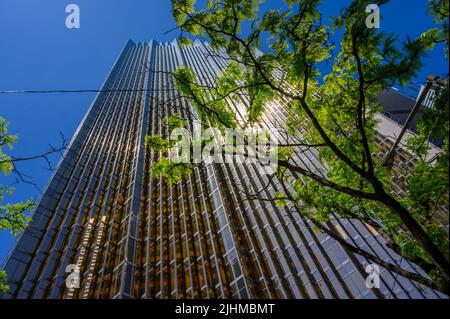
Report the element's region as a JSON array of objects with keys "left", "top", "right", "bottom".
[
  {"left": 0, "top": 88, "right": 176, "bottom": 94},
  {"left": 0, "top": 72, "right": 447, "bottom": 96}
]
